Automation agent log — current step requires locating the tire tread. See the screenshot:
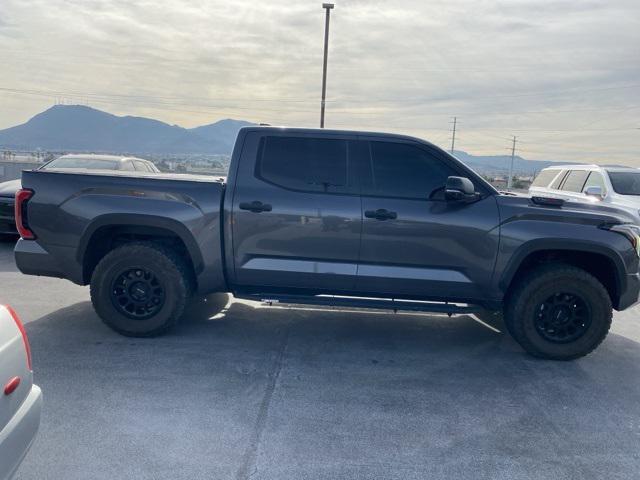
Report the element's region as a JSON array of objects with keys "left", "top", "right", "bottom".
[
  {"left": 90, "top": 242, "right": 191, "bottom": 337},
  {"left": 505, "top": 264, "right": 612, "bottom": 360}
]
